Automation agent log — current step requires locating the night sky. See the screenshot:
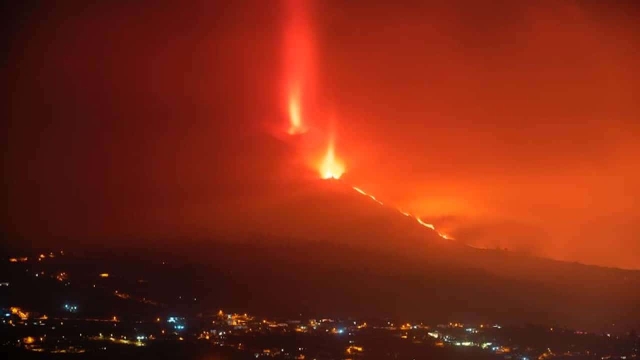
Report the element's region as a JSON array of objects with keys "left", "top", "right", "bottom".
[{"left": 3, "top": 1, "right": 639, "bottom": 269}]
